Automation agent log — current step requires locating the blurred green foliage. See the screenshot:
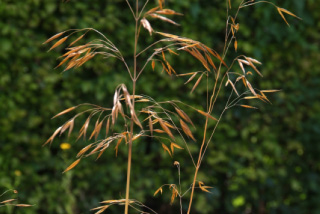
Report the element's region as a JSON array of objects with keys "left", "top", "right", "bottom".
[{"left": 0, "top": 0, "right": 319, "bottom": 214}]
